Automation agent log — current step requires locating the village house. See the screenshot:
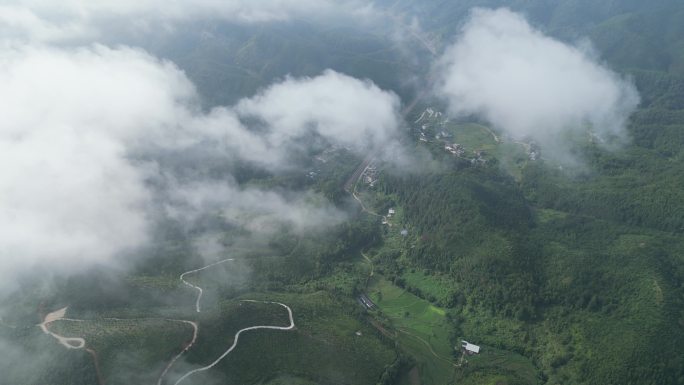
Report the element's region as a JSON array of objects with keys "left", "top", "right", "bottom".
[
  {"left": 358, "top": 294, "right": 376, "bottom": 309},
  {"left": 461, "top": 340, "right": 481, "bottom": 355},
  {"left": 445, "top": 143, "right": 465, "bottom": 156}
]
